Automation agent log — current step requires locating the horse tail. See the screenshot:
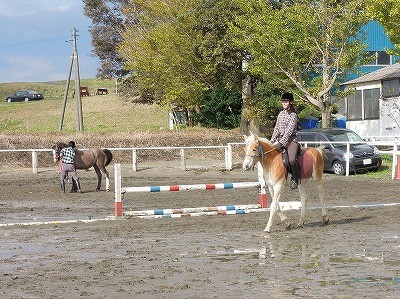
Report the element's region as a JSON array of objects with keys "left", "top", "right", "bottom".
[
  {"left": 317, "top": 146, "right": 326, "bottom": 159},
  {"left": 102, "top": 149, "right": 113, "bottom": 166}
]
